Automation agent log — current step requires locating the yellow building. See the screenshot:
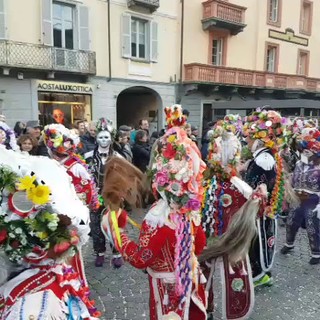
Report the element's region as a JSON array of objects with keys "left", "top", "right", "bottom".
[
  {"left": 181, "top": 0, "right": 320, "bottom": 134},
  {"left": 0, "top": 0, "right": 180, "bottom": 131}
]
